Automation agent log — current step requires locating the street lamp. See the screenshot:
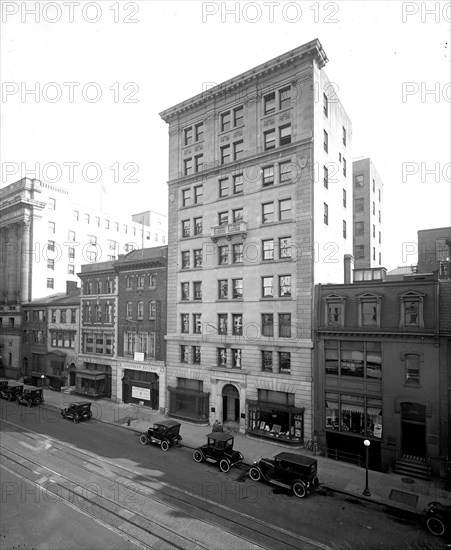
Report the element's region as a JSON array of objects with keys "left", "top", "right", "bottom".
[
  {"left": 41, "top": 374, "right": 45, "bottom": 388},
  {"left": 363, "top": 439, "right": 371, "bottom": 496}
]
